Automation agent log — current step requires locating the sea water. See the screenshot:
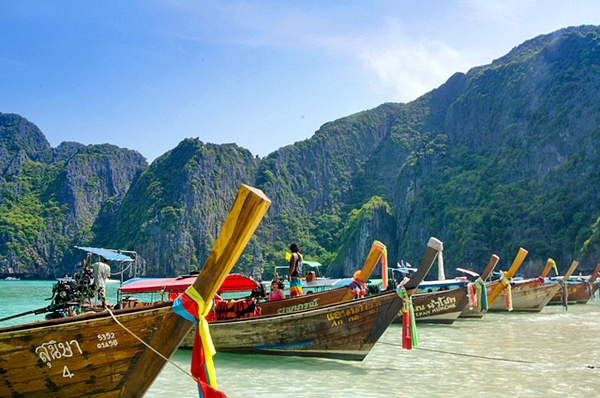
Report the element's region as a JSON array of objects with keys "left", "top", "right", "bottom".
[{"left": 1, "top": 280, "right": 599, "bottom": 397}]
